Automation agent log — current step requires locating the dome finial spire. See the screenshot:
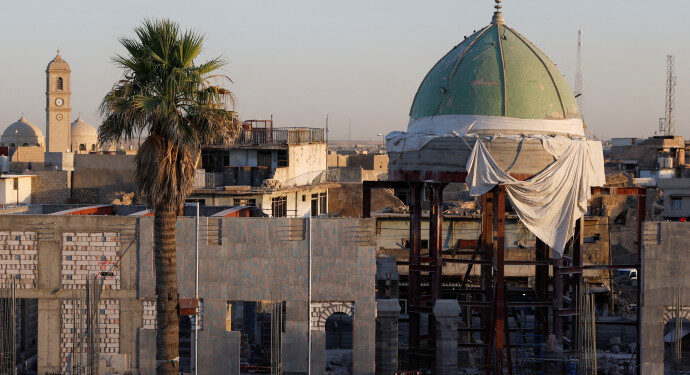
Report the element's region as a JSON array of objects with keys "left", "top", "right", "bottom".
[{"left": 492, "top": 0, "right": 505, "bottom": 25}]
